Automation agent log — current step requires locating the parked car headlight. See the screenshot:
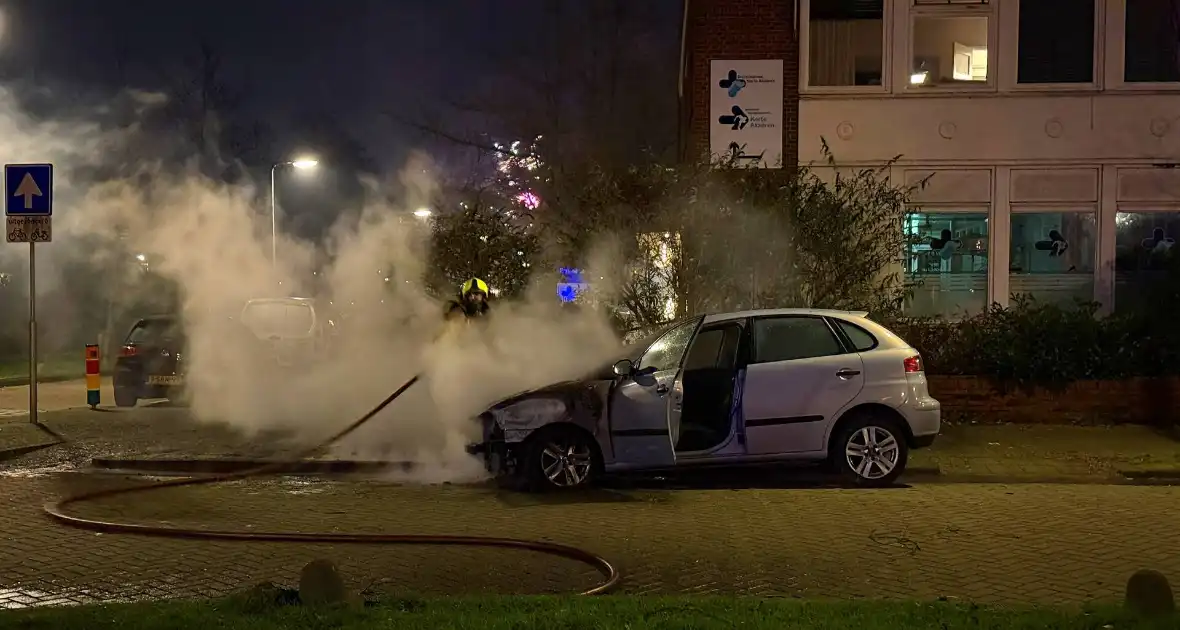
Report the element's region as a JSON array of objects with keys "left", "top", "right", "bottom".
[{"left": 491, "top": 398, "right": 568, "bottom": 429}]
